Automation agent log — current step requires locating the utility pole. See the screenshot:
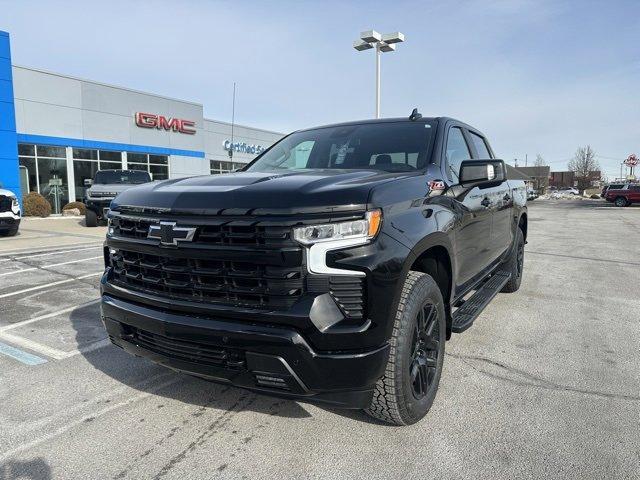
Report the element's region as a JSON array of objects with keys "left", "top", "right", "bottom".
[{"left": 229, "top": 82, "right": 236, "bottom": 161}]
